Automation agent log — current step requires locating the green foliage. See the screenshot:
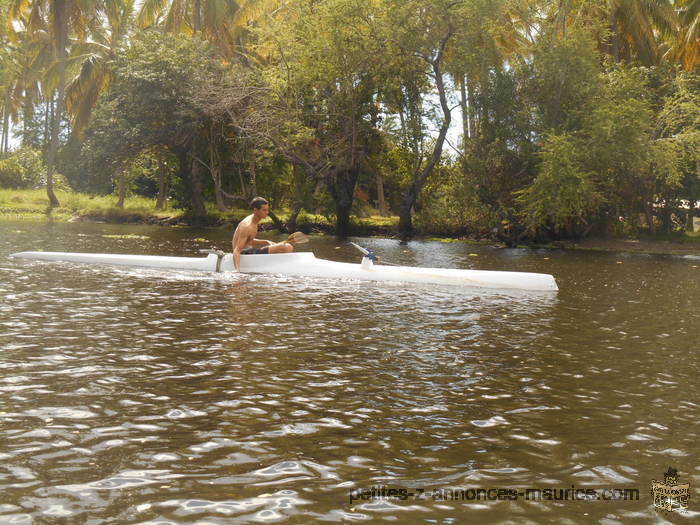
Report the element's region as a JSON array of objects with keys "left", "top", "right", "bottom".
[
  {"left": 513, "top": 64, "right": 698, "bottom": 237},
  {"left": 528, "top": 26, "right": 602, "bottom": 131},
  {"left": 460, "top": 66, "right": 535, "bottom": 231},
  {"left": 584, "top": 67, "right": 654, "bottom": 179},
  {"left": 94, "top": 30, "right": 217, "bottom": 152},
  {"left": 126, "top": 148, "right": 176, "bottom": 198},
  {"left": 80, "top": 32, "right": 219, "bottom": 212},
  {"left": 0, "top": 147, "right": 53, "bottom": 189},
  {"left": 656, "top": 73, "right": 700, "bottom": 203},
  {"left": 516, "top": 133, "right": 602, "bottom": 236},
  {"left": 415, "top": 160, "right": 494, "bottom": 236}
]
